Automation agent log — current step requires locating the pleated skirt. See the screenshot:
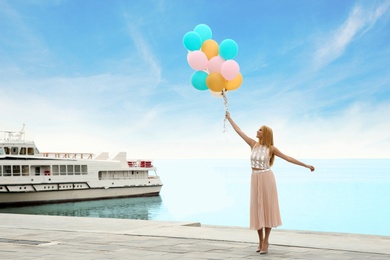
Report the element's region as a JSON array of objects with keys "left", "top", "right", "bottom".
[{"left": 250, "top": 169, "right": 282, "bottom": 230}]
